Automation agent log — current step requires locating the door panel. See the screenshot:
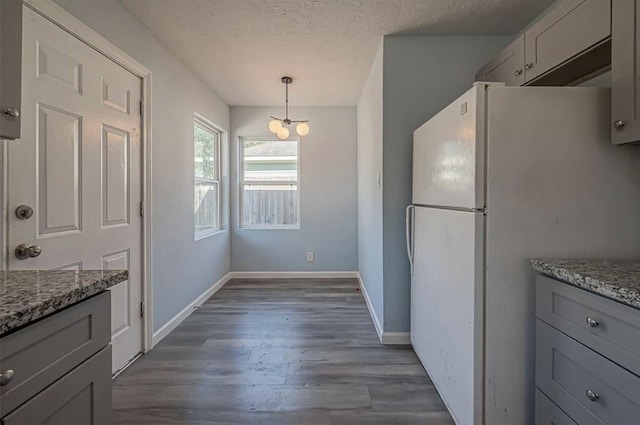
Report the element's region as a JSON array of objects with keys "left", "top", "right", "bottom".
[
  {"left": 37, "top": 41, "right": 83, "bottom": 93},
  {"left": 411, "top": 206, "right": 484, "bottom": 425},
  {"left": 37, "top": 104, "right": 83, "bottom": 237},
  {"left": 102, "top": 76, "right": 130, "bottom": 114},
  {"left": 101, "top": 125, "right": 130, "bottom": 227},
  {"left": 103, "top": 249, "right": 130, "bottom": 341},
  {"left": 8, "top": 6, "right": 143, "bottom": 373}
]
